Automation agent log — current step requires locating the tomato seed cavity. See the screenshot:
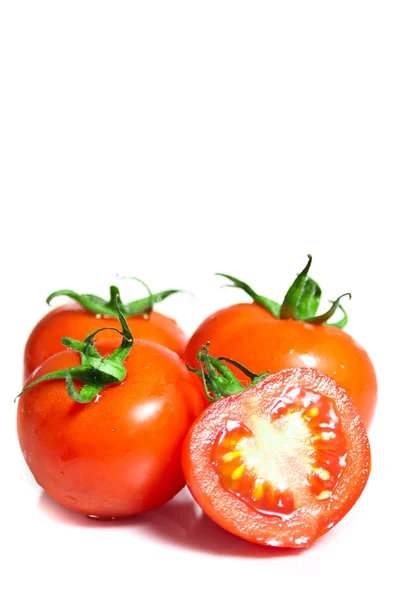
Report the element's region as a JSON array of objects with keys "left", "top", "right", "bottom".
[{"left": 211, "top": 387, "right": 347, "bottom": 518}]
